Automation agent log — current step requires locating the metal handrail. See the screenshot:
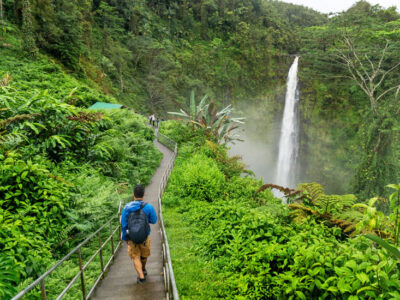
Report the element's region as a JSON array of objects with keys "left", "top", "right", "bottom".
[
  {"left": 12, "top": 203, "right": 123, "bottom": 300},
  {"left": 156, "top": 129, "right": 179, "bottom": 300},
  {"left": 13, "top": 129, "right": 180, "bottom": 300}
]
